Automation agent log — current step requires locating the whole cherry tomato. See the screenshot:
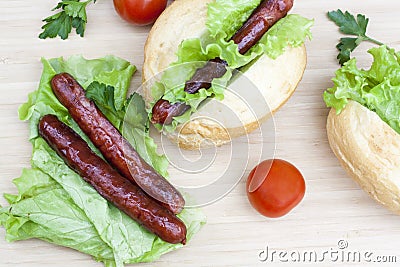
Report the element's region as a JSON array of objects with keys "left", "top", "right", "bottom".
[
  {"left": 113, "top": 0, "right": 167, "bottom": 25},
  {"left": 246, "top": 159, "right": 305, "bottom": 218}
]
